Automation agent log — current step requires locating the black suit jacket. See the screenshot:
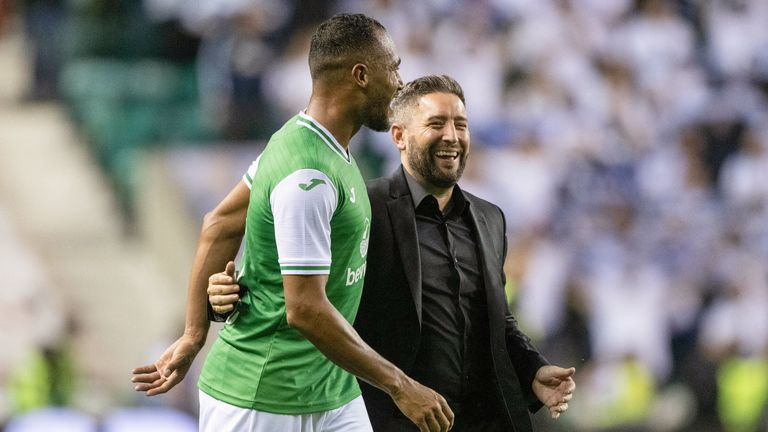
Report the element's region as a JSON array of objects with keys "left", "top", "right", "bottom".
[{"left": 354, "top": 166, "right": 548, "bottom": 432}]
